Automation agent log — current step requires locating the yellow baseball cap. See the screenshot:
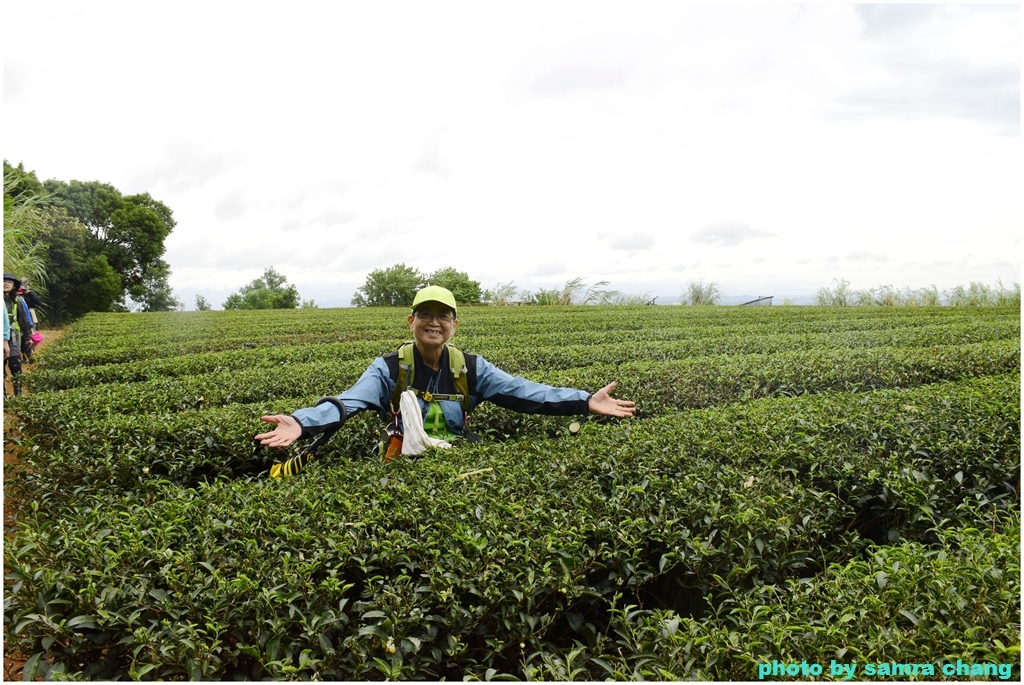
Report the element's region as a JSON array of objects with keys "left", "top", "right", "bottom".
[{"left": 412, "top": 285, "right": 458, "bottom": 316}]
